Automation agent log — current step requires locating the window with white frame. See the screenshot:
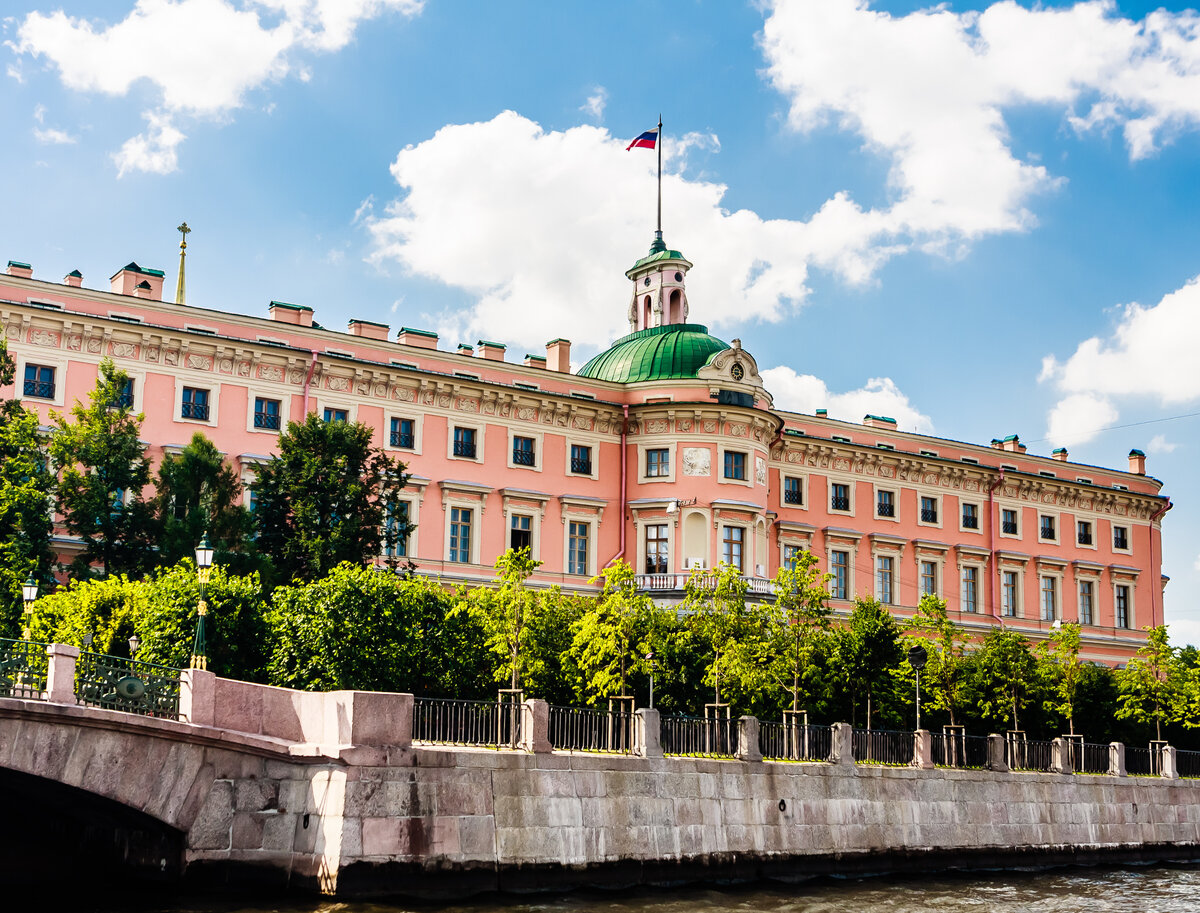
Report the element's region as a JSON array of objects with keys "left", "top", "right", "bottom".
[
  {"left": 1002, "top": 571, "right": 1018, "bottom": 617},
  {"left": 961, "top": 566, "right": 979, "bottom": 613},
  {"left": 646, "top": 448, "right": 670, "bottom": 478},
  {"left": 23, "top": 364, "right": 55, "bottom": 399},
  {"left": 568, "top": 521, "right": 590, "bottom": 575},
  {"left": 1077, "top": 519, "right": 1093, "bottom": 546},
  {"left": 512, "top": 435, "right": 536, "bottom": 467},
  {"left": 783, "top": 544, "right": 802, "bottom": 567},
  {"left": 1115, "top": 584, "right": 1131, "bottom": 629},
  {"left": 722, "top": 526, "right": 745, "bottom": 572},
  {"left": 181, "top": 386, "right": 210, "bottom": 421},
  {"left": 448, "top": 507, "right": 472, "bottom": 563},
  {"left": 723, "top": 450, "right": 747, "bottom": 481},
  {"left": 510, "top": 514, "right": 532, "bottom": 552},
  {"left": 830, "top": 482, "right": 850, "bottom": 512},
  {"left": 920, "top": 560, "right": 937, "bottom": 597},
  {"left": 1039, "top": 514, "right": 1057, "bottom": 541},
  {"left": 1001, "top": 508, "right": 1019, "bottom": 536},
  {"left": 876, "top": 555, "right": 895, "bottom": 604},
  {"left": 452, "top": 426, "right": 477, "bottom": 459},
  {"left": 876, "top": 489, "right": 896, "bottom": 518},
  {"left": 783, "top": 476, "right": 803, "bottom": 506},
  {"left": 645, "top": 523, "right": 669, "bottom": 574},
  {"left": 254, "top": 397, "right": 281, "bottom": 430},
  {"left": 1040, "top": 575, "right": 1058, "bottom": 621},
  {"left": 919, "top": 495, "right": 939, "bottom": 524},
  {"left": 830, "top": 550, "right": 849, "bottom": 600},
  {"left": 323, "top": 407, "right": 348, "bottom": 423},
  {"left": 1079, "top": 580, "right": 1094, "bottom": 625},
  {"left": 384, "top": 501, "right": 410, "bottom": 558},
  {"left": 570, "top": 444, "right": 592, "bottom": 475},
  {"left": 1113, "top": 525, "right": 1130, "bottom": 551},
  {"left": 961, "top": 502, "right": 979, "bottom": 530},
  {"left": 390, "top": 417, "right": 415, "bottom": 449}
]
